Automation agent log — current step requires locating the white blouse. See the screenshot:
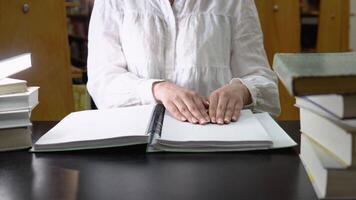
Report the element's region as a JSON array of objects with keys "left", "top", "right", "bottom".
[{"left": 87, "top": 0, "right": 281, "bottom": 116}]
